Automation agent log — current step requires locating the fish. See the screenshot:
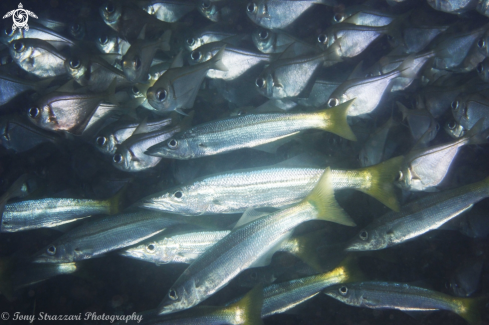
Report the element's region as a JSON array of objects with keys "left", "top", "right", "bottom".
[
  {"left": 32, "top": 210, "right": 184, "bottom": 263},
  {"left": 444, "top": 119, "right": 466, "bottom": 139},
  {"left": 396, "top": 120, "right": 489, "bottom": 191},
  {"left": 346, "top": 175, "right": 489, "bottom": 251},
  {"left": 145, "top": 100, "right": 356, "bottom": 159},
  {"left": 0, "top": 21, "right": 75, "bottom": 50},
  {"left": 9, "top": 38, "right": 67, "bottom": 77},
  {"left": 120, "top": 230, "right": 230, "bottom": 265},
  {"left": 246, "top": 0, "right": 336, "bottom": 30},
  {"left": 452, "top": 92, "right": 489, "bottom": 131},
  {"left": 0, "top": 190, "right": 123, "bottom": 233},
  {"left": 188, "top": 42, "right": 273, "bottom": 80},
  {"left": 476, "top": 57, "right": 489, "bottom": 82},
  {"left": 398, "top": 102, "right": 439, "bottom": 144},
  {"left": 157, "top": 168, "right": 355, "bottom": 314},
  {"left": 94, "top": 117, "right": 172, "bottom": 156},
  {"left": 323, "top": 281, "right": 484, "bottom": 325},
  {"left": 95, "top": 30, "right": 131, "bottom": 57},
  {"left": 27, "top": 80, "right": 119, "bottom": 135},
  {"left": 252, "top": 29, "right": 318, "bottom": 54},
  {"left": 112, "top": 124, "right": 181, "bottom": 172},
  {"left": 449, "top": 258, "right": 484, "bottom": 297},
  {"left": 122, "top": 28, "right": 171, "bottom": 83},
  {"left": 184, "top": 24, "right": 240, "bottom": 52},
  {"left": 146, "top": 46, "right": 228, "bottom": 115},
  {"left": 326, "top": 57, "right": 415, "bottom": 117},
  {"left": 427, "top": 0, "right": 479, "bottom": 14},
  {"left": 294, "top": 79, "right": 342, "bottom": 108},
  {"left": 332, "top": 7, "right": 396, "bottom": 26},
  {"left": 0, "top": 71, "right": 53, "bottom": 106},
  {"left": 387, "top": 23, "right": 448, "bottom": 55},
  {"left": 140, "top": 0, "right": 196, "bottom": 22},
  {"left": 138, "top": 155, "right": 403, "bottom": 215}
]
